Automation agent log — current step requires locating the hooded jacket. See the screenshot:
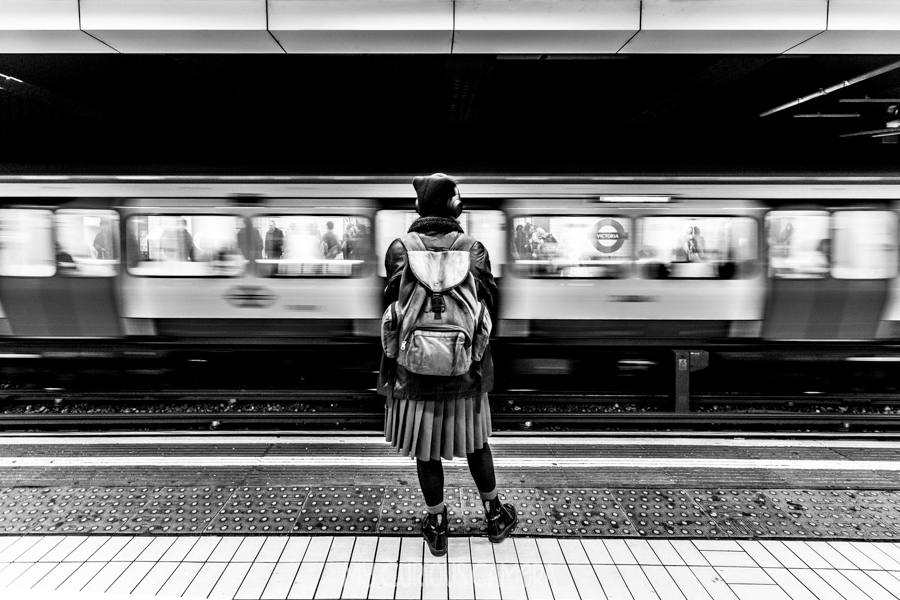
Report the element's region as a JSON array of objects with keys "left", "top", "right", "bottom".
[{"left": 377, "top": 215, "right": 497, "bottom": 400}]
